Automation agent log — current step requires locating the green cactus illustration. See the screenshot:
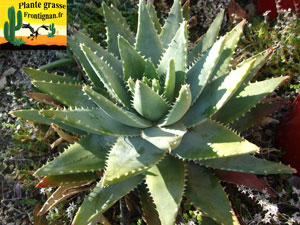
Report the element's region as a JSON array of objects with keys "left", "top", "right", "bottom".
[
  {"left": 48, "top": 23, "right": 56, "bottom": 38},
  {"left": 4, "top": 6, "right": 23, "bottom": 44}
]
